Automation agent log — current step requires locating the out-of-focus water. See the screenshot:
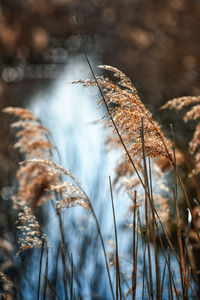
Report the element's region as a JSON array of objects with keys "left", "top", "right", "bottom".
[{"left": 26, "top": 55, "right": 133, "bottom": 299}]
